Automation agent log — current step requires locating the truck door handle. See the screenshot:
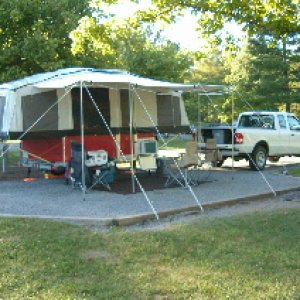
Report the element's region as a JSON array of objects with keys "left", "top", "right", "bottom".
[{"left": 291, "top": 134, "right": 295, "bottom": 136}]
